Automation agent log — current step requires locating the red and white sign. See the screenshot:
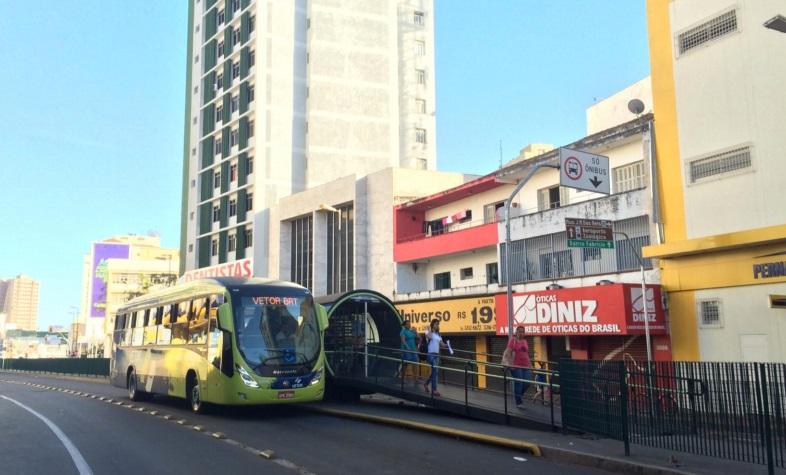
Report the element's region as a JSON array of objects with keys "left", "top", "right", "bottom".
[
  {"left": 180, "top": 258, "right": 253, "bottom": 282},
  {"left": 495, "top": 283, "right": 666, "bottom": 336}
]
